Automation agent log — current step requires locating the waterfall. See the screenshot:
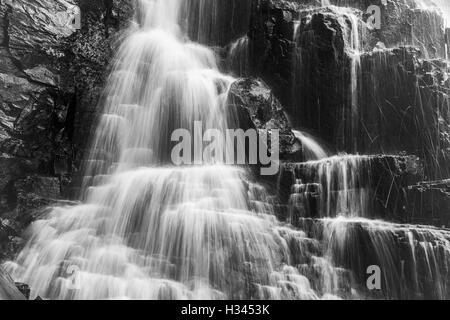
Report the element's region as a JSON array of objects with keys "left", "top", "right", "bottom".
[
  {"left": 3, "top": 0, "right": 450, "bottom": 302},
  {"left": 3, "top": 0, "right": 349, "bottom": 300},
  {"left": 290, "top": 155, "right": 371, "bottom": 218},
  {"left": 336, "top": 9, "right": 362, "bottom": 151},
  {"left": 319, "top": 217, "right": 450, "bottom": 299}
]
